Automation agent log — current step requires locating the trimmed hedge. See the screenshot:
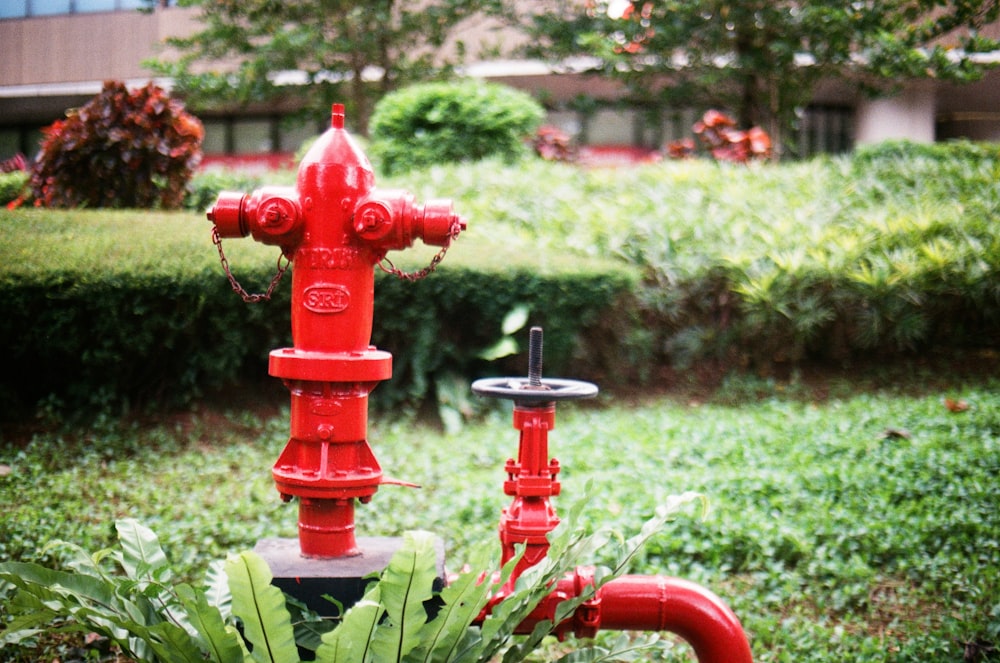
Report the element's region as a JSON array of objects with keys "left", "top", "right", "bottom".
[
  {"left": 4, "top": 141, "right": 999, "bottom": 419},
  {"left": 0, "top": 208, "right": 638, "bottom": 418}
]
